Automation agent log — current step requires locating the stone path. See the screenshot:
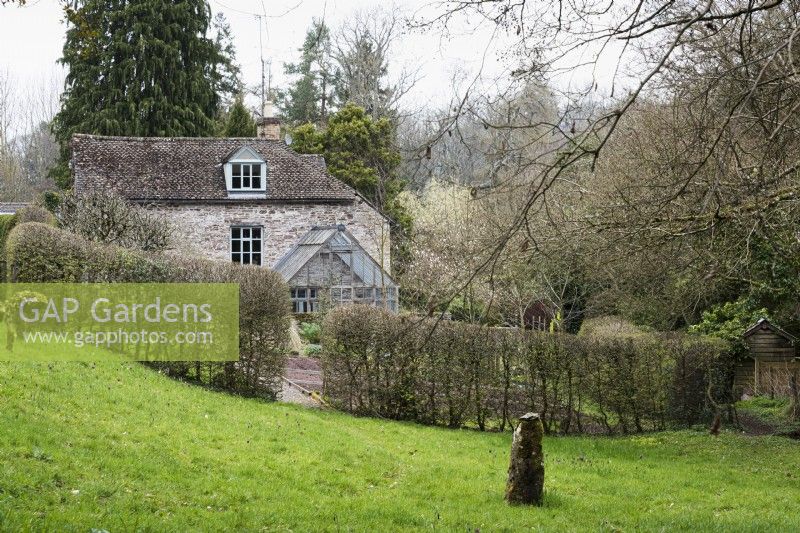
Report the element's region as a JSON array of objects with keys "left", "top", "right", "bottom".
[
  {"left": 279, "top": 356, "right": 324, "bottom": 407},
  {"left": 284, "top": 356, "right": 323, "bottom": 390}
]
